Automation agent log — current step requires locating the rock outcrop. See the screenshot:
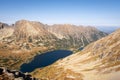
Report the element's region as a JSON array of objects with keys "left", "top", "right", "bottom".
[{"left": 0, "top": 67, "right": 37, "bottom": 80}]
